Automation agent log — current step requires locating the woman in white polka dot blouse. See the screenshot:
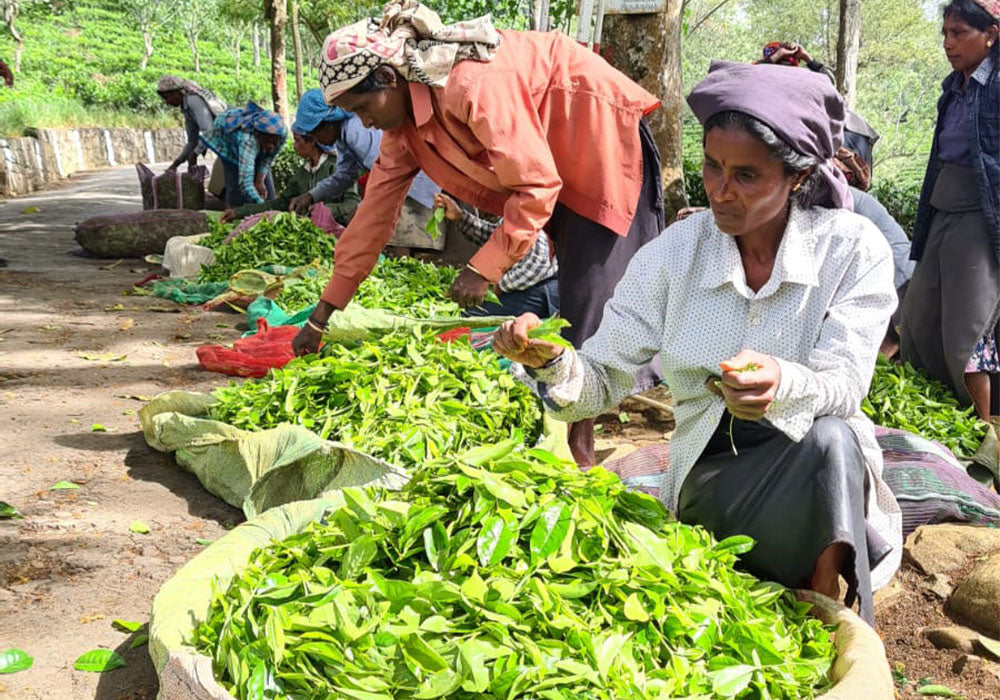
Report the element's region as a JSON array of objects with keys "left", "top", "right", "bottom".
[{"left": 494, "top": 61, "right": 902, "bottom": 625}]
